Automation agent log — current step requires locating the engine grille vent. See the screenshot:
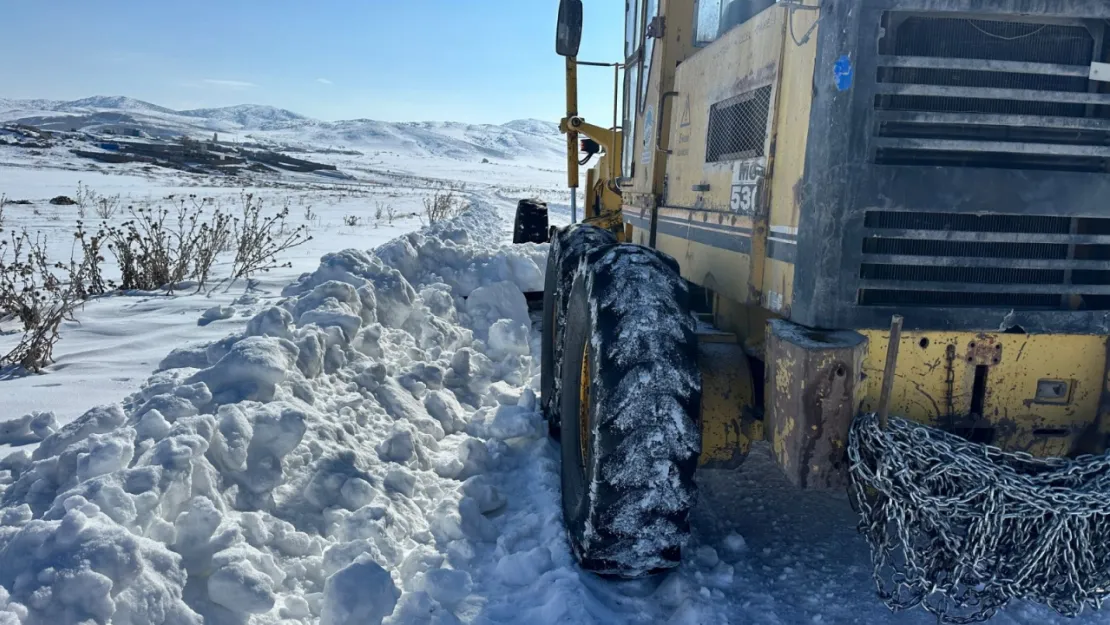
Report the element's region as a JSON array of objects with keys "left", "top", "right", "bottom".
[
  {"left": 872, "top": 14, "right": 1110, "bottom": 173},
  {"left": 706, "top": 85, "right": 772, "bottom": 162},
  {"left": 858, "top": 210, "right": 1110, "bottom": 310}
]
